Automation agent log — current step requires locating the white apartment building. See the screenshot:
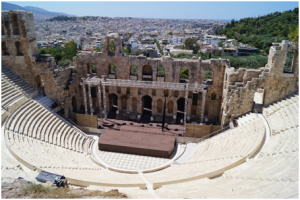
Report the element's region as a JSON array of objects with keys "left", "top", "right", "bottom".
[{"left": 204, "top": 35, "right": 227, "bottom": 45}]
